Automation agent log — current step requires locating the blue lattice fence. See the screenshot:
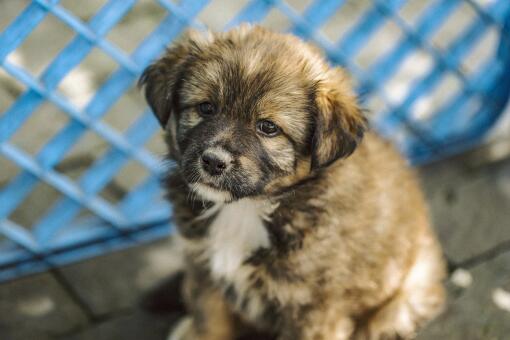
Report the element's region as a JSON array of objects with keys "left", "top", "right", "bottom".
[{"left": 0, "top": 0, "right": 509, "bottom": 282}]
